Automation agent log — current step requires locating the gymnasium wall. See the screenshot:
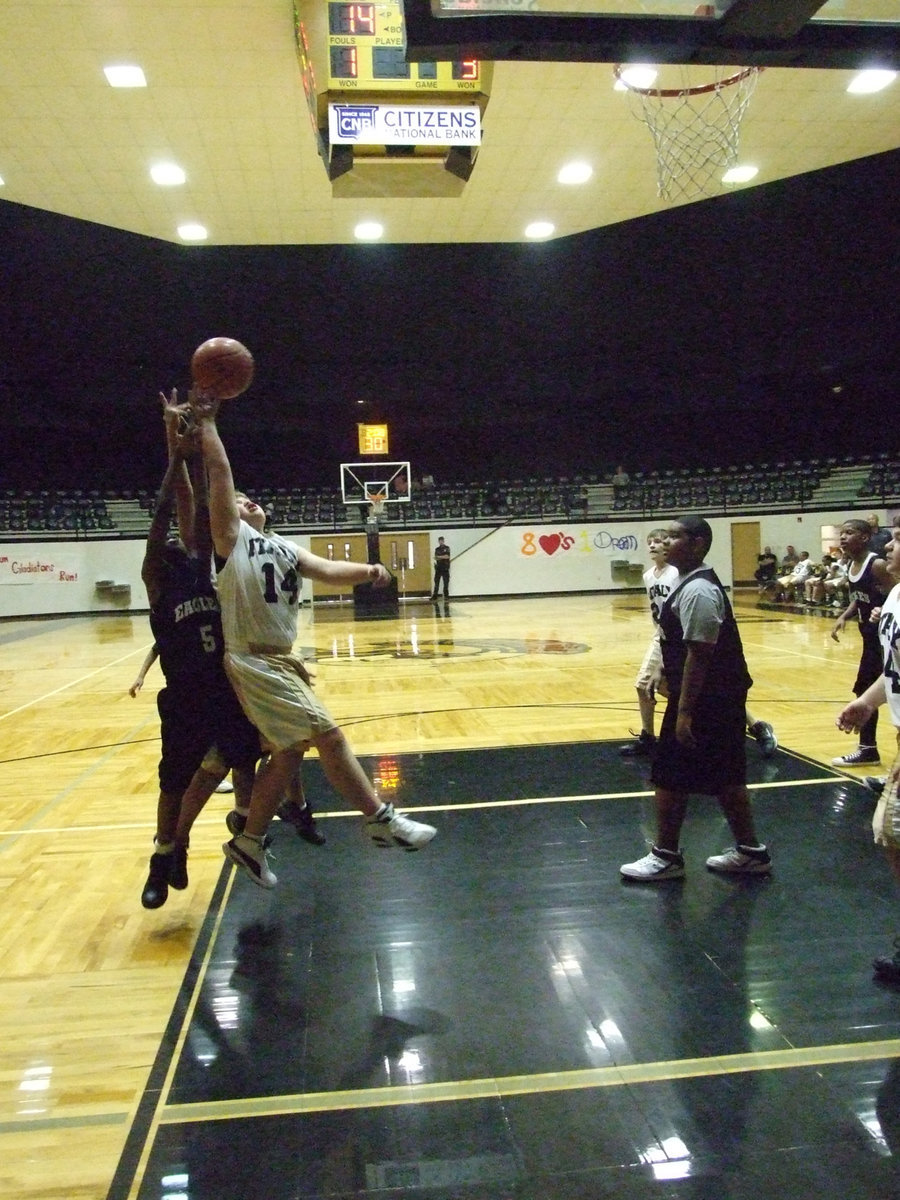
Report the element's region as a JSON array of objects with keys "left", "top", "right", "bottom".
[{"left": 0, "top": 507, "right": 883, "bottom": 618}]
